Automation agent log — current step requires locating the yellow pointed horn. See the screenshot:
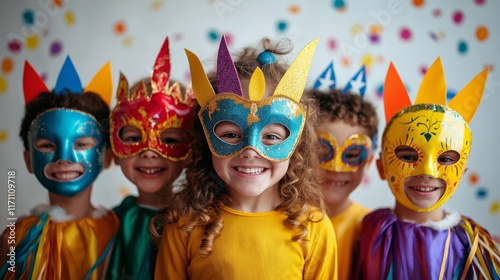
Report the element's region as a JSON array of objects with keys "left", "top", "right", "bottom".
[
  {"left": 273, "top": 38, "right": 319, "bottom": 102},
  {"left": 448, "top": 68, "right": 489, "bottom": 123},
  {"left": 185, "top": 49, "right": 215, "bottom": 106},
  {"left": 414, "top": 57, "right": 446, "bottom": 105},
  {"left": 248, "top": 67, "right": 265, "bottom": 101},
  {"left": 85, "top": 61, "right": 113, "bottom": 107}
]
